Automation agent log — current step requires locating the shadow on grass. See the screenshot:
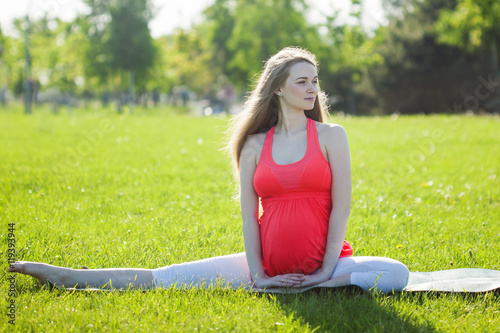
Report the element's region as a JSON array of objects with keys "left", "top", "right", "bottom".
[{"left": 270, "top": 286, "right": 436, "bottom": 332}]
